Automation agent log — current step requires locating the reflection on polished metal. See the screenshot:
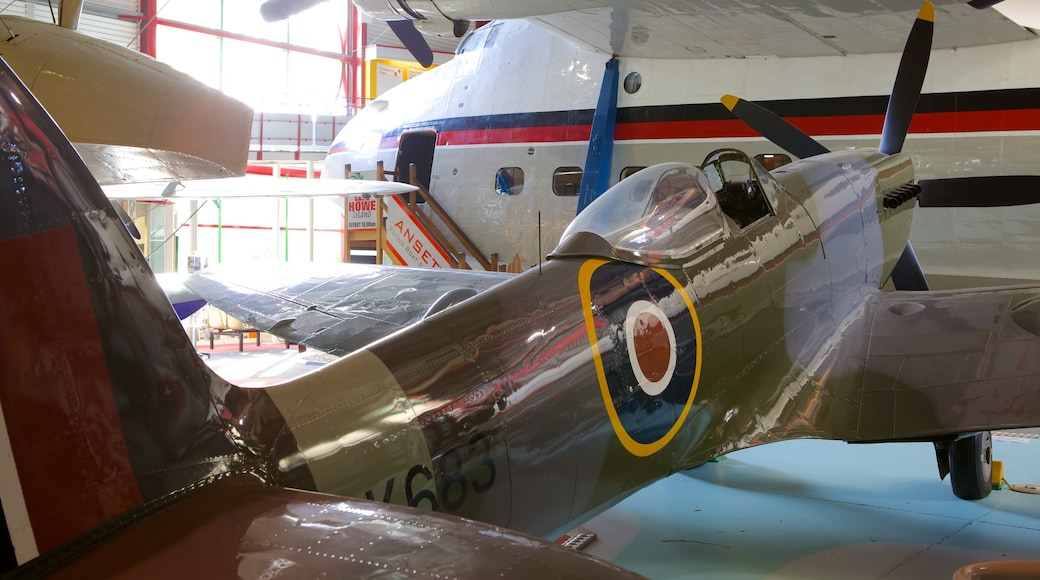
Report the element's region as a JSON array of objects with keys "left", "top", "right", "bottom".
[
  {"left": 189, "top": 0, "right": 1037, "bottom": 538},
  {"left": 0, "top": 58, "right": 635, "bottom": 577},
  {"left": 2, "top": 5, "right": 1039, "bottom": 577}
]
